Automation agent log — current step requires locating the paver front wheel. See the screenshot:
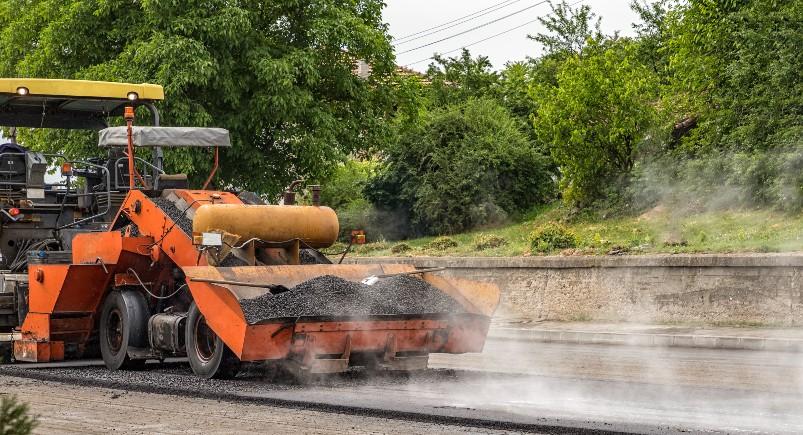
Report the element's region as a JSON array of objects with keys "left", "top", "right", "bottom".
[
  {"left": 186, "top": 302, "right": 240, "bottom": 379},
  {"left": 99, "top": 290, "right": 148, "bottom": 370}
]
